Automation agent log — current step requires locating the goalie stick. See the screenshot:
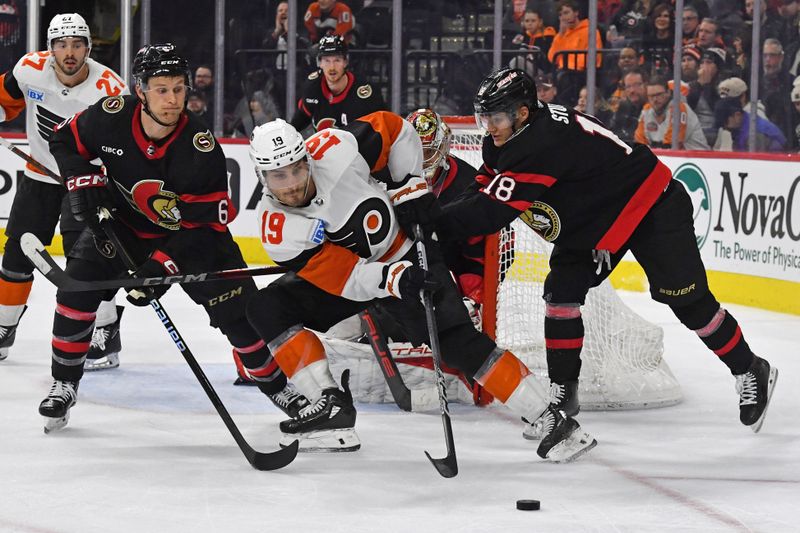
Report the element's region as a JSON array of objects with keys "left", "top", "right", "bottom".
[
  {"left": 413, "top": 224, "right": 458, "bottom": 479},
  {"left": 359, "top": 309, "right": 413, "bottom": 411},
  {"left": 20, "top": 233, "right": 287, "bottom": 292}
]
